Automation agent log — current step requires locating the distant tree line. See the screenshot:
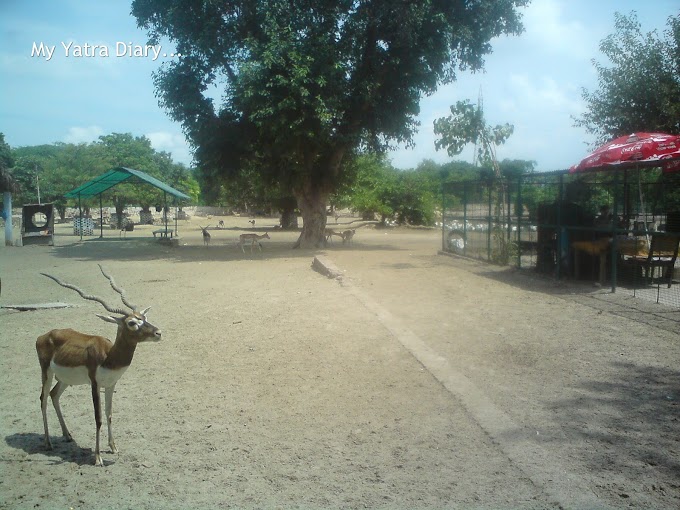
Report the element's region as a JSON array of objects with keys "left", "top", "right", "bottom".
[{"left": 2, "top": 133, "right": 199, "bottom": 224}]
